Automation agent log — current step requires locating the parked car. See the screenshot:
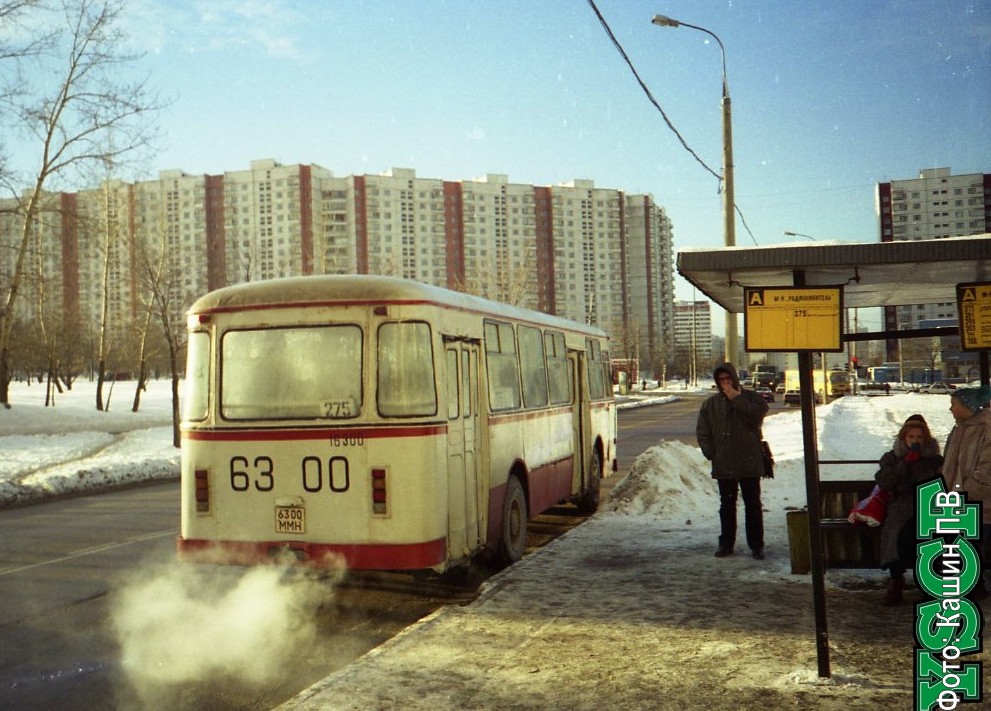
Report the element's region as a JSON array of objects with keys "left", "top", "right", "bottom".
[
  {"left": 755, "top": 386, "right": 774, "bottom": 403},
  {"left": 775, "top": 383, "right": 786, "bottom": 394},
  {"left": 920, "top": 381, "right": 956, "bottom": 394}
]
